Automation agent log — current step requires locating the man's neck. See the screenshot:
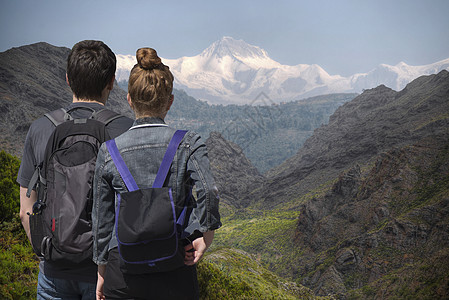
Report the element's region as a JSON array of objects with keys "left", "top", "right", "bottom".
[{"left": 72, "top": 97, "right": 105, "bottom": 106}]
